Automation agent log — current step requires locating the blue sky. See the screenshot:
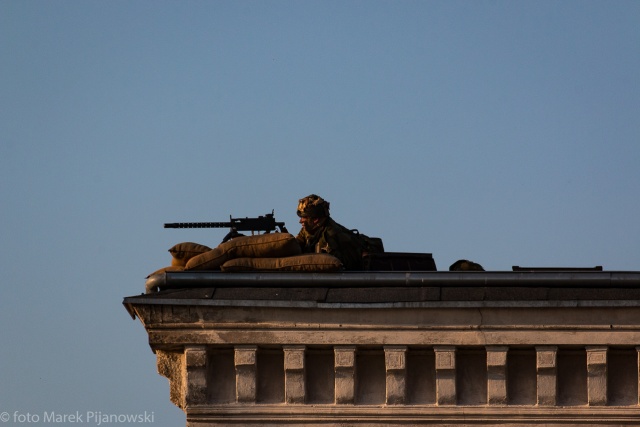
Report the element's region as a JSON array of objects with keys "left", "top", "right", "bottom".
[{"left": 1, "top": 1, "right": 639, "bottom": 424}]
